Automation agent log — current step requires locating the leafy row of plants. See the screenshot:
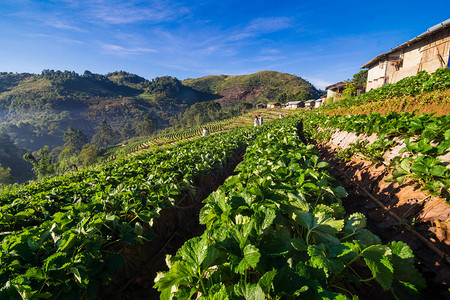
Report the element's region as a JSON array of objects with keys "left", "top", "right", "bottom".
[
  {"left": 155, "top": 118, "right": 425, "bottom": 299},
  {"left": 302, "top": 111, "right": 450, "bottom": 196},
  {"left": 324, "top": 68, "right": 450, "bottom": 110},
  {"left": 102, "top": 119, "right": 234, "bottom": 160},
  {"left": 0, "top": 125, "right": 266, "bottom": 299}
]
